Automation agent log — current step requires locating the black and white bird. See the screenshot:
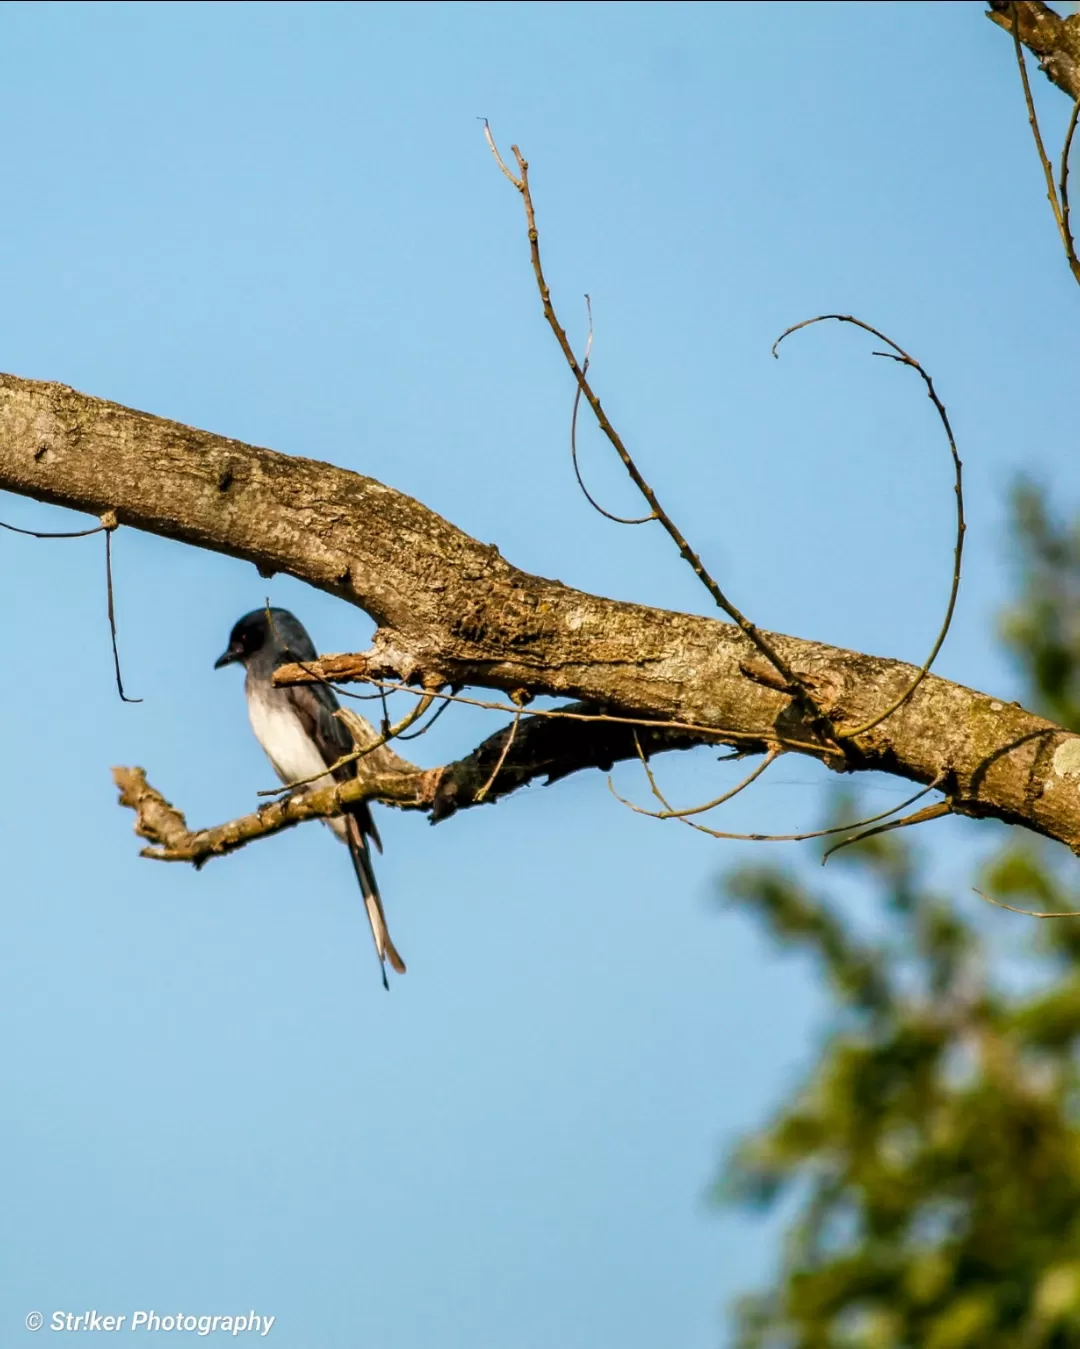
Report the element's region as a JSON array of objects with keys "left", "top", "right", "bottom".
[{"left": 214, "top": 607, "right": 406, "bottom": 989}]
